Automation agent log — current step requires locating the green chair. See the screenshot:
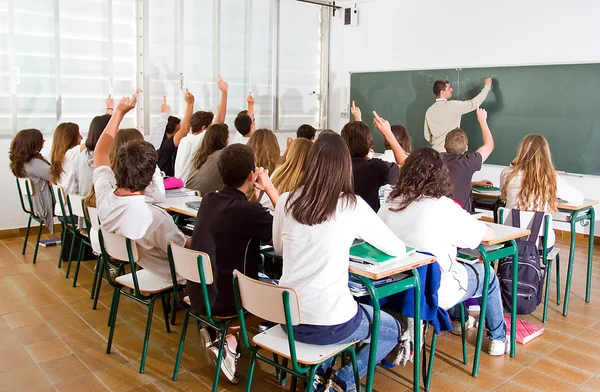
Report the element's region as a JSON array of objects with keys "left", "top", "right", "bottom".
[
  {"left": 65, "top": 193, "right": 93, "bottom": 287},
  {"left": 232, "top": 269, "right": 361, "bottom": 392},
  {"left": 83, "top": 206, "right": 104, "bottom": 309},
  {"left": 50, "top": 184, "right": 69, "bottom": 268},
  {"left": 16, "top": 178, "right": 44, "bottom": 264},
  {"left": 166, "top": 242, "right": 236, "bottom": 391},
  {"left": 99, "top": 227, "right": 176, "bottom": 374},
  {"left": 499, "top": 208, "right": 561, "bottom": 323}
]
